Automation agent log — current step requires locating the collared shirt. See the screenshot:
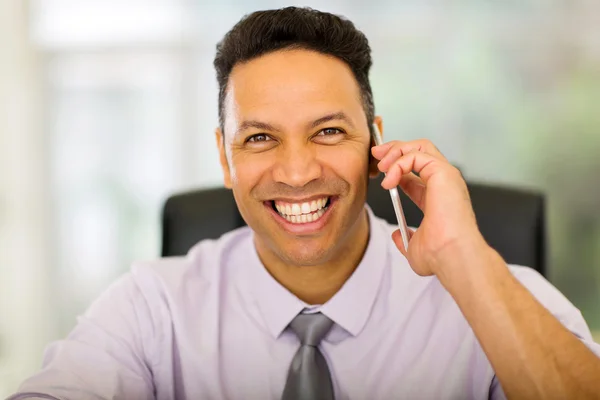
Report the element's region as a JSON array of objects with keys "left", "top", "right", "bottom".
[{"left": 10, "top": 207, "right": 600, "bottom": 400}]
